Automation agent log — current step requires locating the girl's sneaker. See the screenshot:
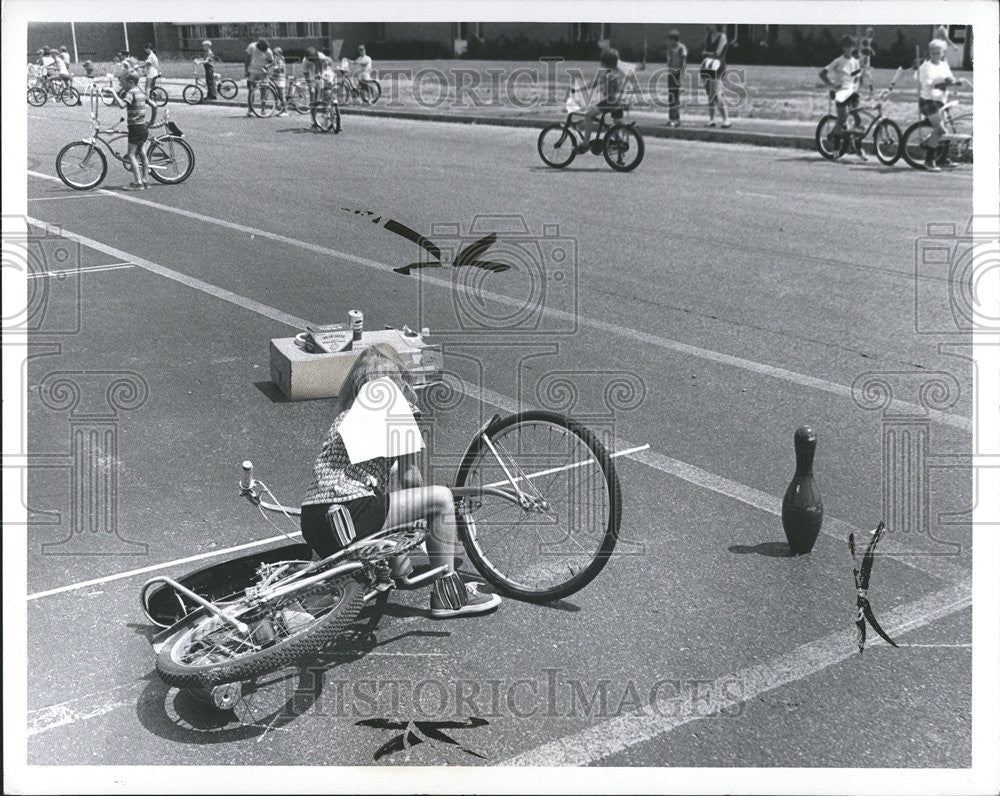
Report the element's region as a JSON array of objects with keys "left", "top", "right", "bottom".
[{"left": 429, "top": 572, "right": 501, "bottom": 618}]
